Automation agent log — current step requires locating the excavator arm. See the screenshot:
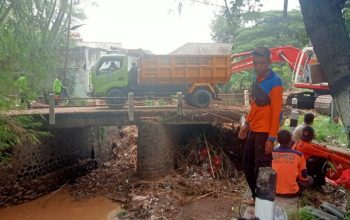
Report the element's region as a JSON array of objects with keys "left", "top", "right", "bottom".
[
  {"left": 231, "top": 45, "right": 308, "bottom": 75},
  {"left": 231, "top": 45, "right": 330, "bottom": 92}
]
